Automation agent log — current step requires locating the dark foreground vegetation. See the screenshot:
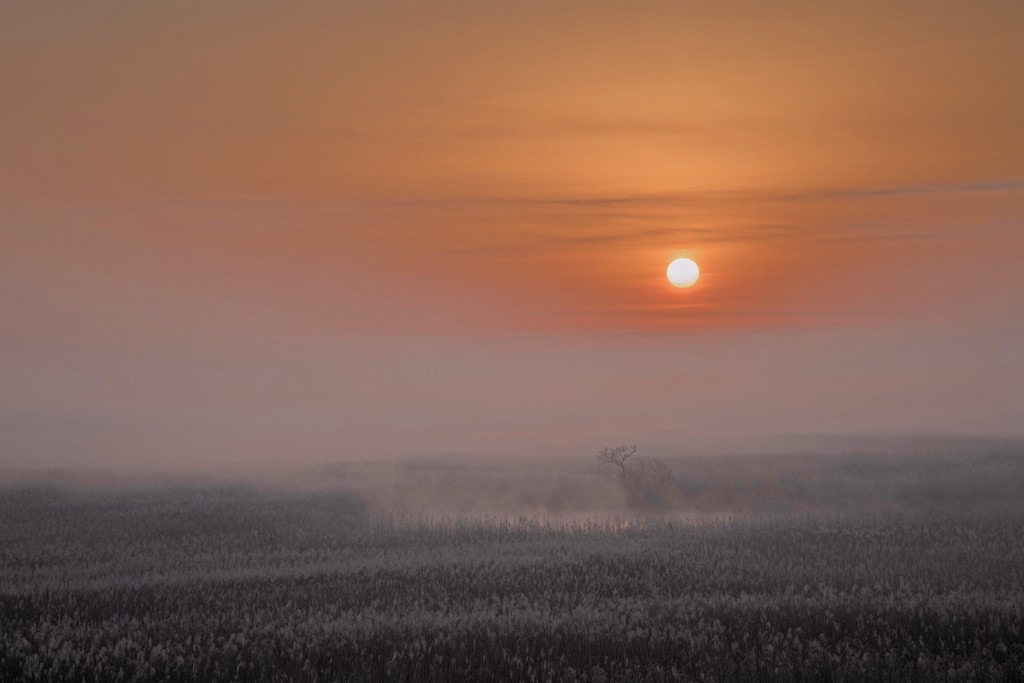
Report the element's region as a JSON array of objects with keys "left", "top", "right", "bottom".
[{"left": 2, "top": 449, "right": 1023, "bottom": 681}]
